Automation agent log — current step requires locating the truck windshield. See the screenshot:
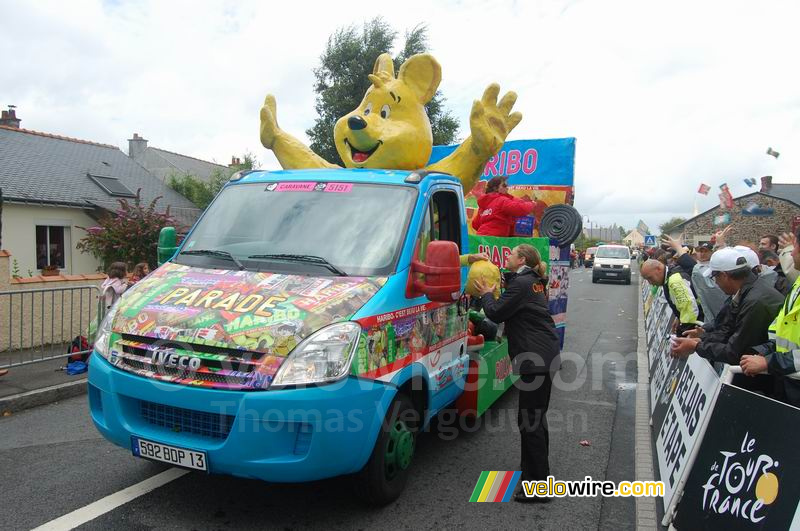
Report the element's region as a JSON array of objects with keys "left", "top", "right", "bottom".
[
  {"left": 175, "top": 182, "right": 417, "bottom": 277},
  {"left": 596, "top": 247, "right": 630, "bottom": 259}
]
